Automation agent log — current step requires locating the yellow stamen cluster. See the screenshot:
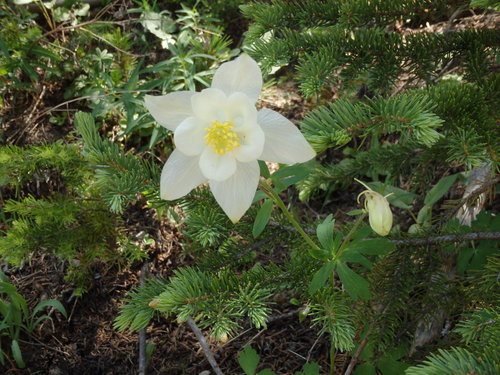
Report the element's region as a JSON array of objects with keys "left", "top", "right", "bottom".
[{"left": 204, "top": 121, "right": 240, "bottom": 155}]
